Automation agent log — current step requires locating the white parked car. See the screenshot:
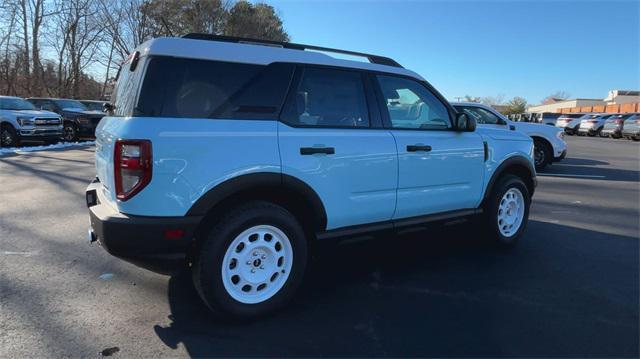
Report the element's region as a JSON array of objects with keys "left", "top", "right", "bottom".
[
  {"left": 453, "top": 102, "right": 567, "bottom": 170},
  {"left": 555, "top": 113, "right": 589, "bottom": 135},
  {"left": 577, "top": 113, "right": 612, "bottom": 136}
]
